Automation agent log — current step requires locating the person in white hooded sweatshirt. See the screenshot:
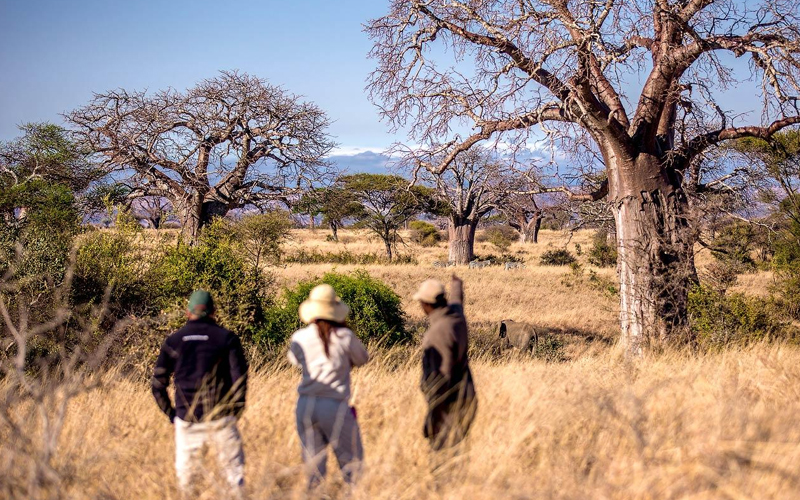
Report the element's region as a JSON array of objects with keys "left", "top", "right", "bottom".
[{"left": 288, "top": 284, "right": 370, "bottom": 488}]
